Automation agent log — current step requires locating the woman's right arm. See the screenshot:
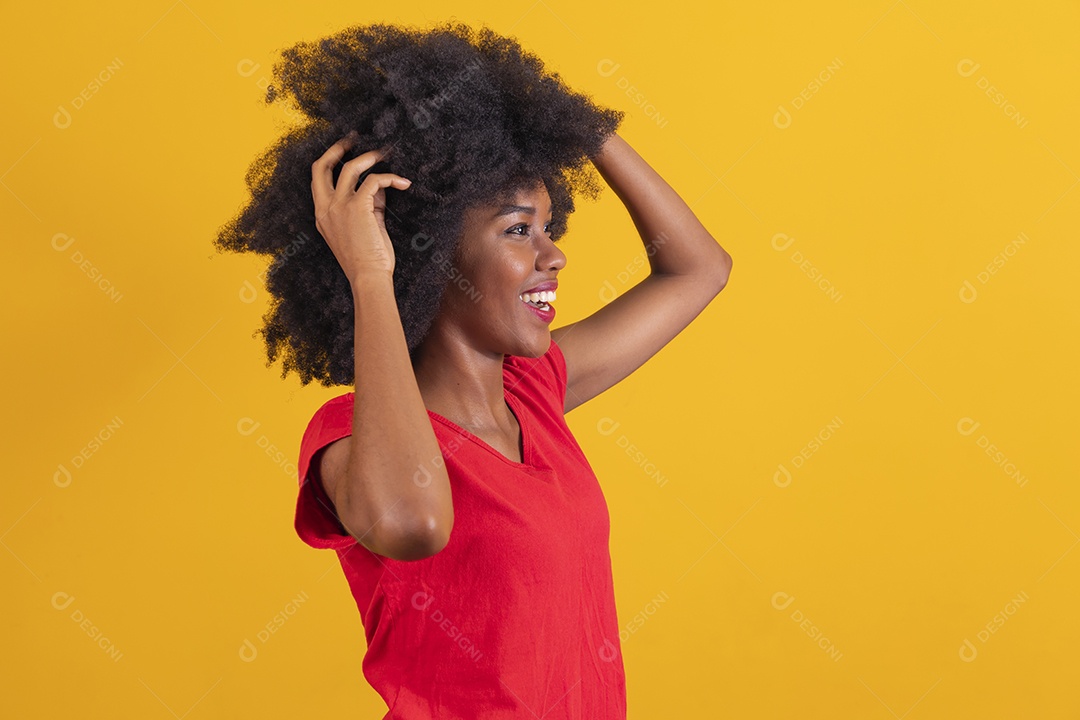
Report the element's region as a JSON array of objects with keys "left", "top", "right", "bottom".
[{"left": 310, "top": 135, "right": 453, "bottom": 561}]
